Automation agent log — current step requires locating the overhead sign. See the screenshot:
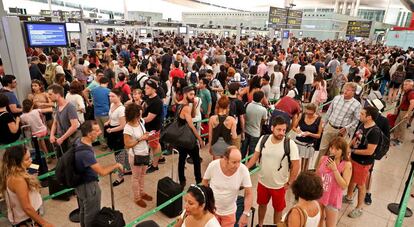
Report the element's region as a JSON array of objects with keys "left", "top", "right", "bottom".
[
  {"left": 268, "top": 7, "right": 303, "bottom": 29},
  {"left": 346, "top": 20, "right": 372, "bottom": 38}
]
